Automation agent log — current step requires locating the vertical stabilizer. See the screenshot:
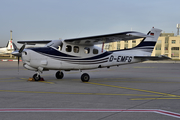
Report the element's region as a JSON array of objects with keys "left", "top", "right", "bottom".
[
  {"left": 134, "top": 27, "right": 162, "bottom": 56},
  {"left": 7, "top": 40, "right": 14, "bottom": 50}
]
